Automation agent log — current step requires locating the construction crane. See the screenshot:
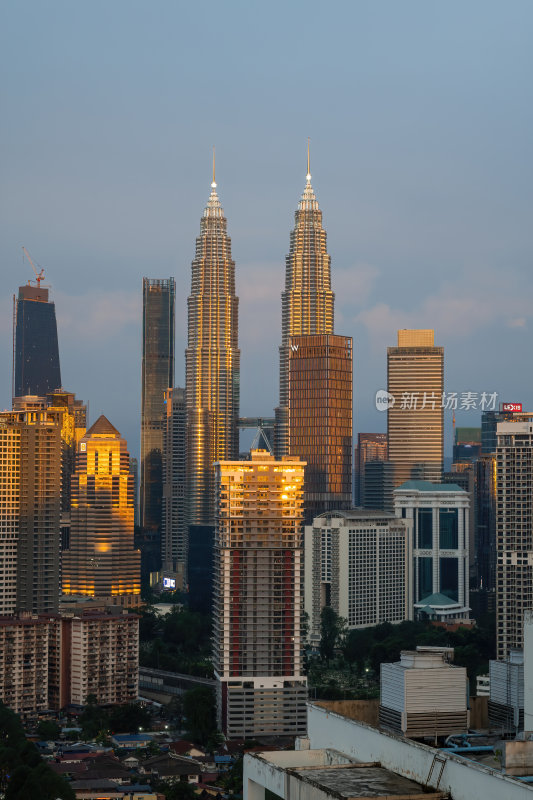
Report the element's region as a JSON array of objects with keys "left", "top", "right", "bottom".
[{"left": 22, "top": 246, "right": 49, "bottom": 288}]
